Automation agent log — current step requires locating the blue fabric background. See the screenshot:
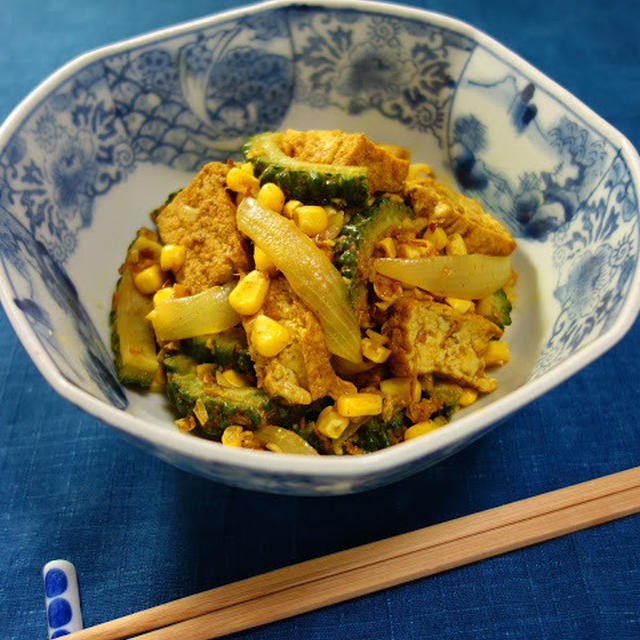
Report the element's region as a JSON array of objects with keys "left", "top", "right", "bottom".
[{"left": 0, "top": 1, "right": 639, "bottom": 638}]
